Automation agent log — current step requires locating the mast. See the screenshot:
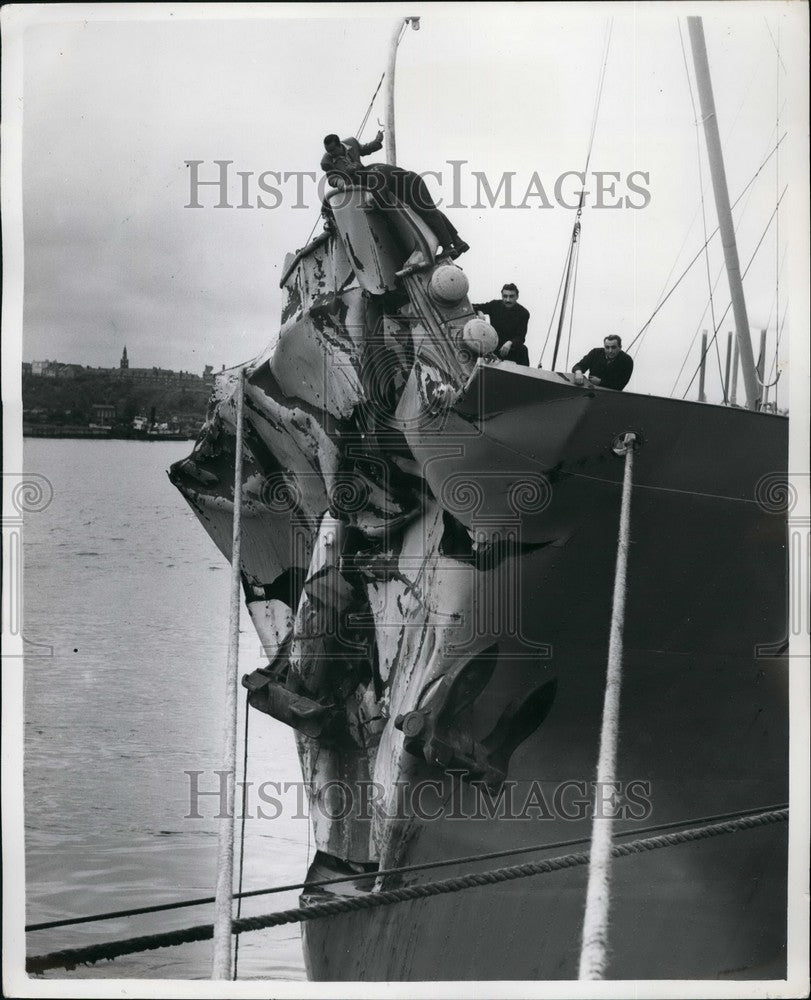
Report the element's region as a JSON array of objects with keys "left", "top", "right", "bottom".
[
  {"left": 698, "top": 330, "right": 708, "bottom": 403},
  {"left": 756, "top": 328, "right": 767, "bottom": 383},
  {"left": 686, "top": 17, "right": 760, "bottom": 411},
  {"left": 757, "top": 328, "right": 768, "bottom": 408},
  {"left": 551, "top": 191, "right": 584, "bottom": 371},
  {"left": 384, "top": 17, "right": 420, "bottom": 166},
  {"left": 730, "top": 339, "right": 740, "bottom": 406}
]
